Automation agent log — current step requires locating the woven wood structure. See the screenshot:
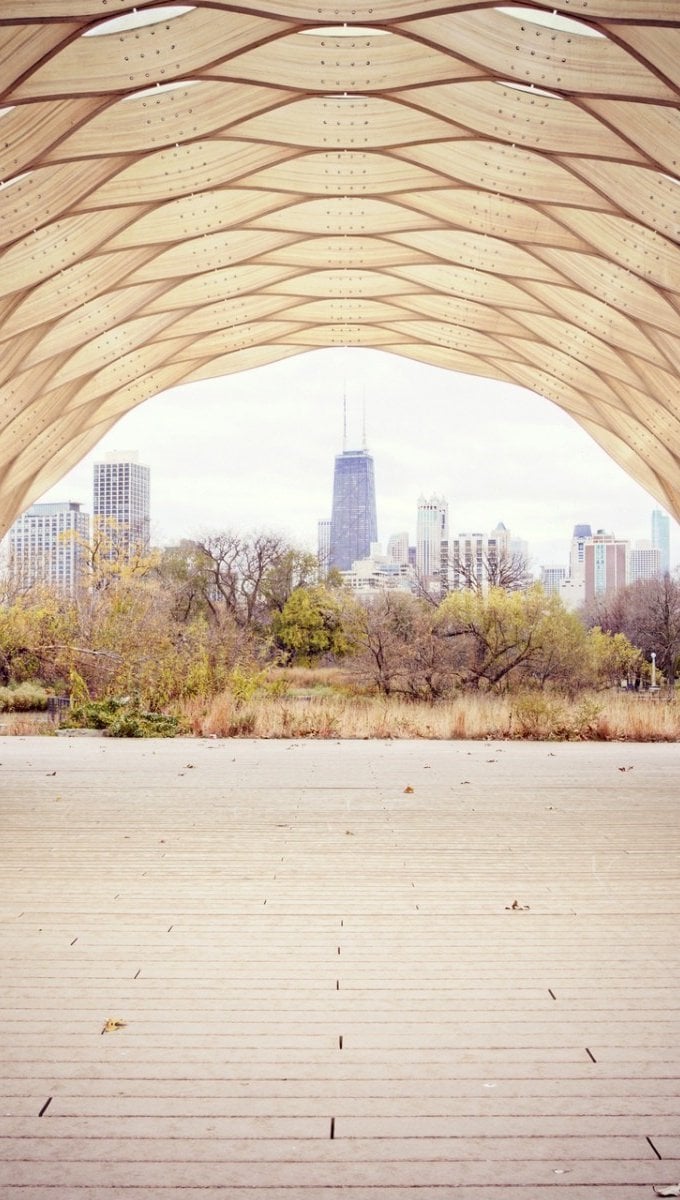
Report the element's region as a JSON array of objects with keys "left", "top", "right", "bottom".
[{"left": 1, "top": 2, "right": 679, "bottom": 534}]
